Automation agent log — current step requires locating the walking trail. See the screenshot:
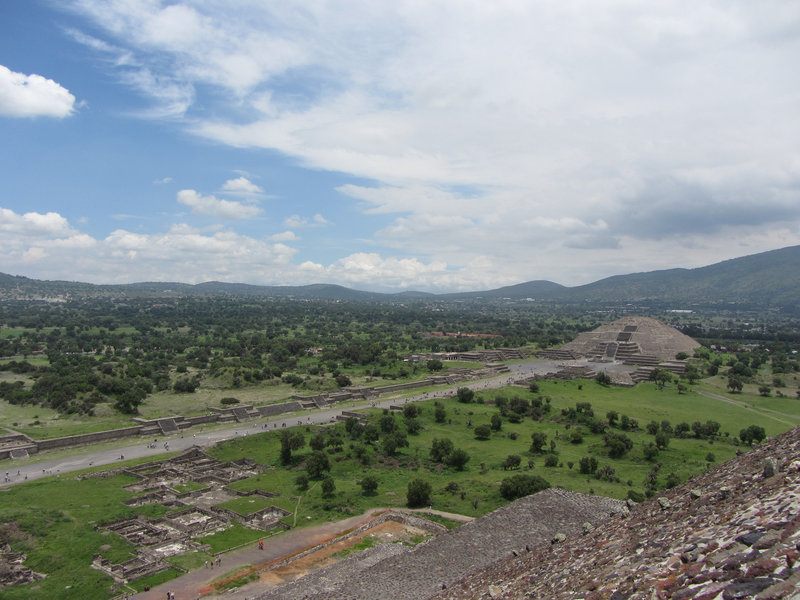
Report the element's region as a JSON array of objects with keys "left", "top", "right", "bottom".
[{"left": 132, "top": 508, "right": 472, "bottom": 600}]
